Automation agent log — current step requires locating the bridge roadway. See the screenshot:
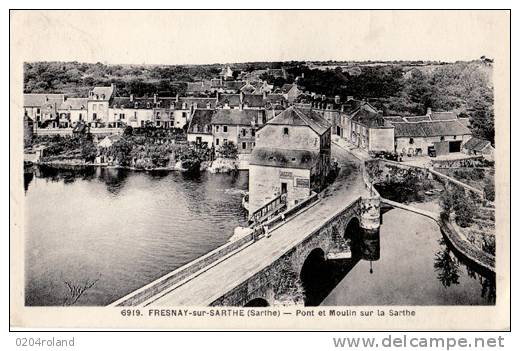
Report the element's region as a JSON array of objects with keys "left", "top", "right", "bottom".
[{"left": 149, "top": 143, "right": 368, "bottom": 306}]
